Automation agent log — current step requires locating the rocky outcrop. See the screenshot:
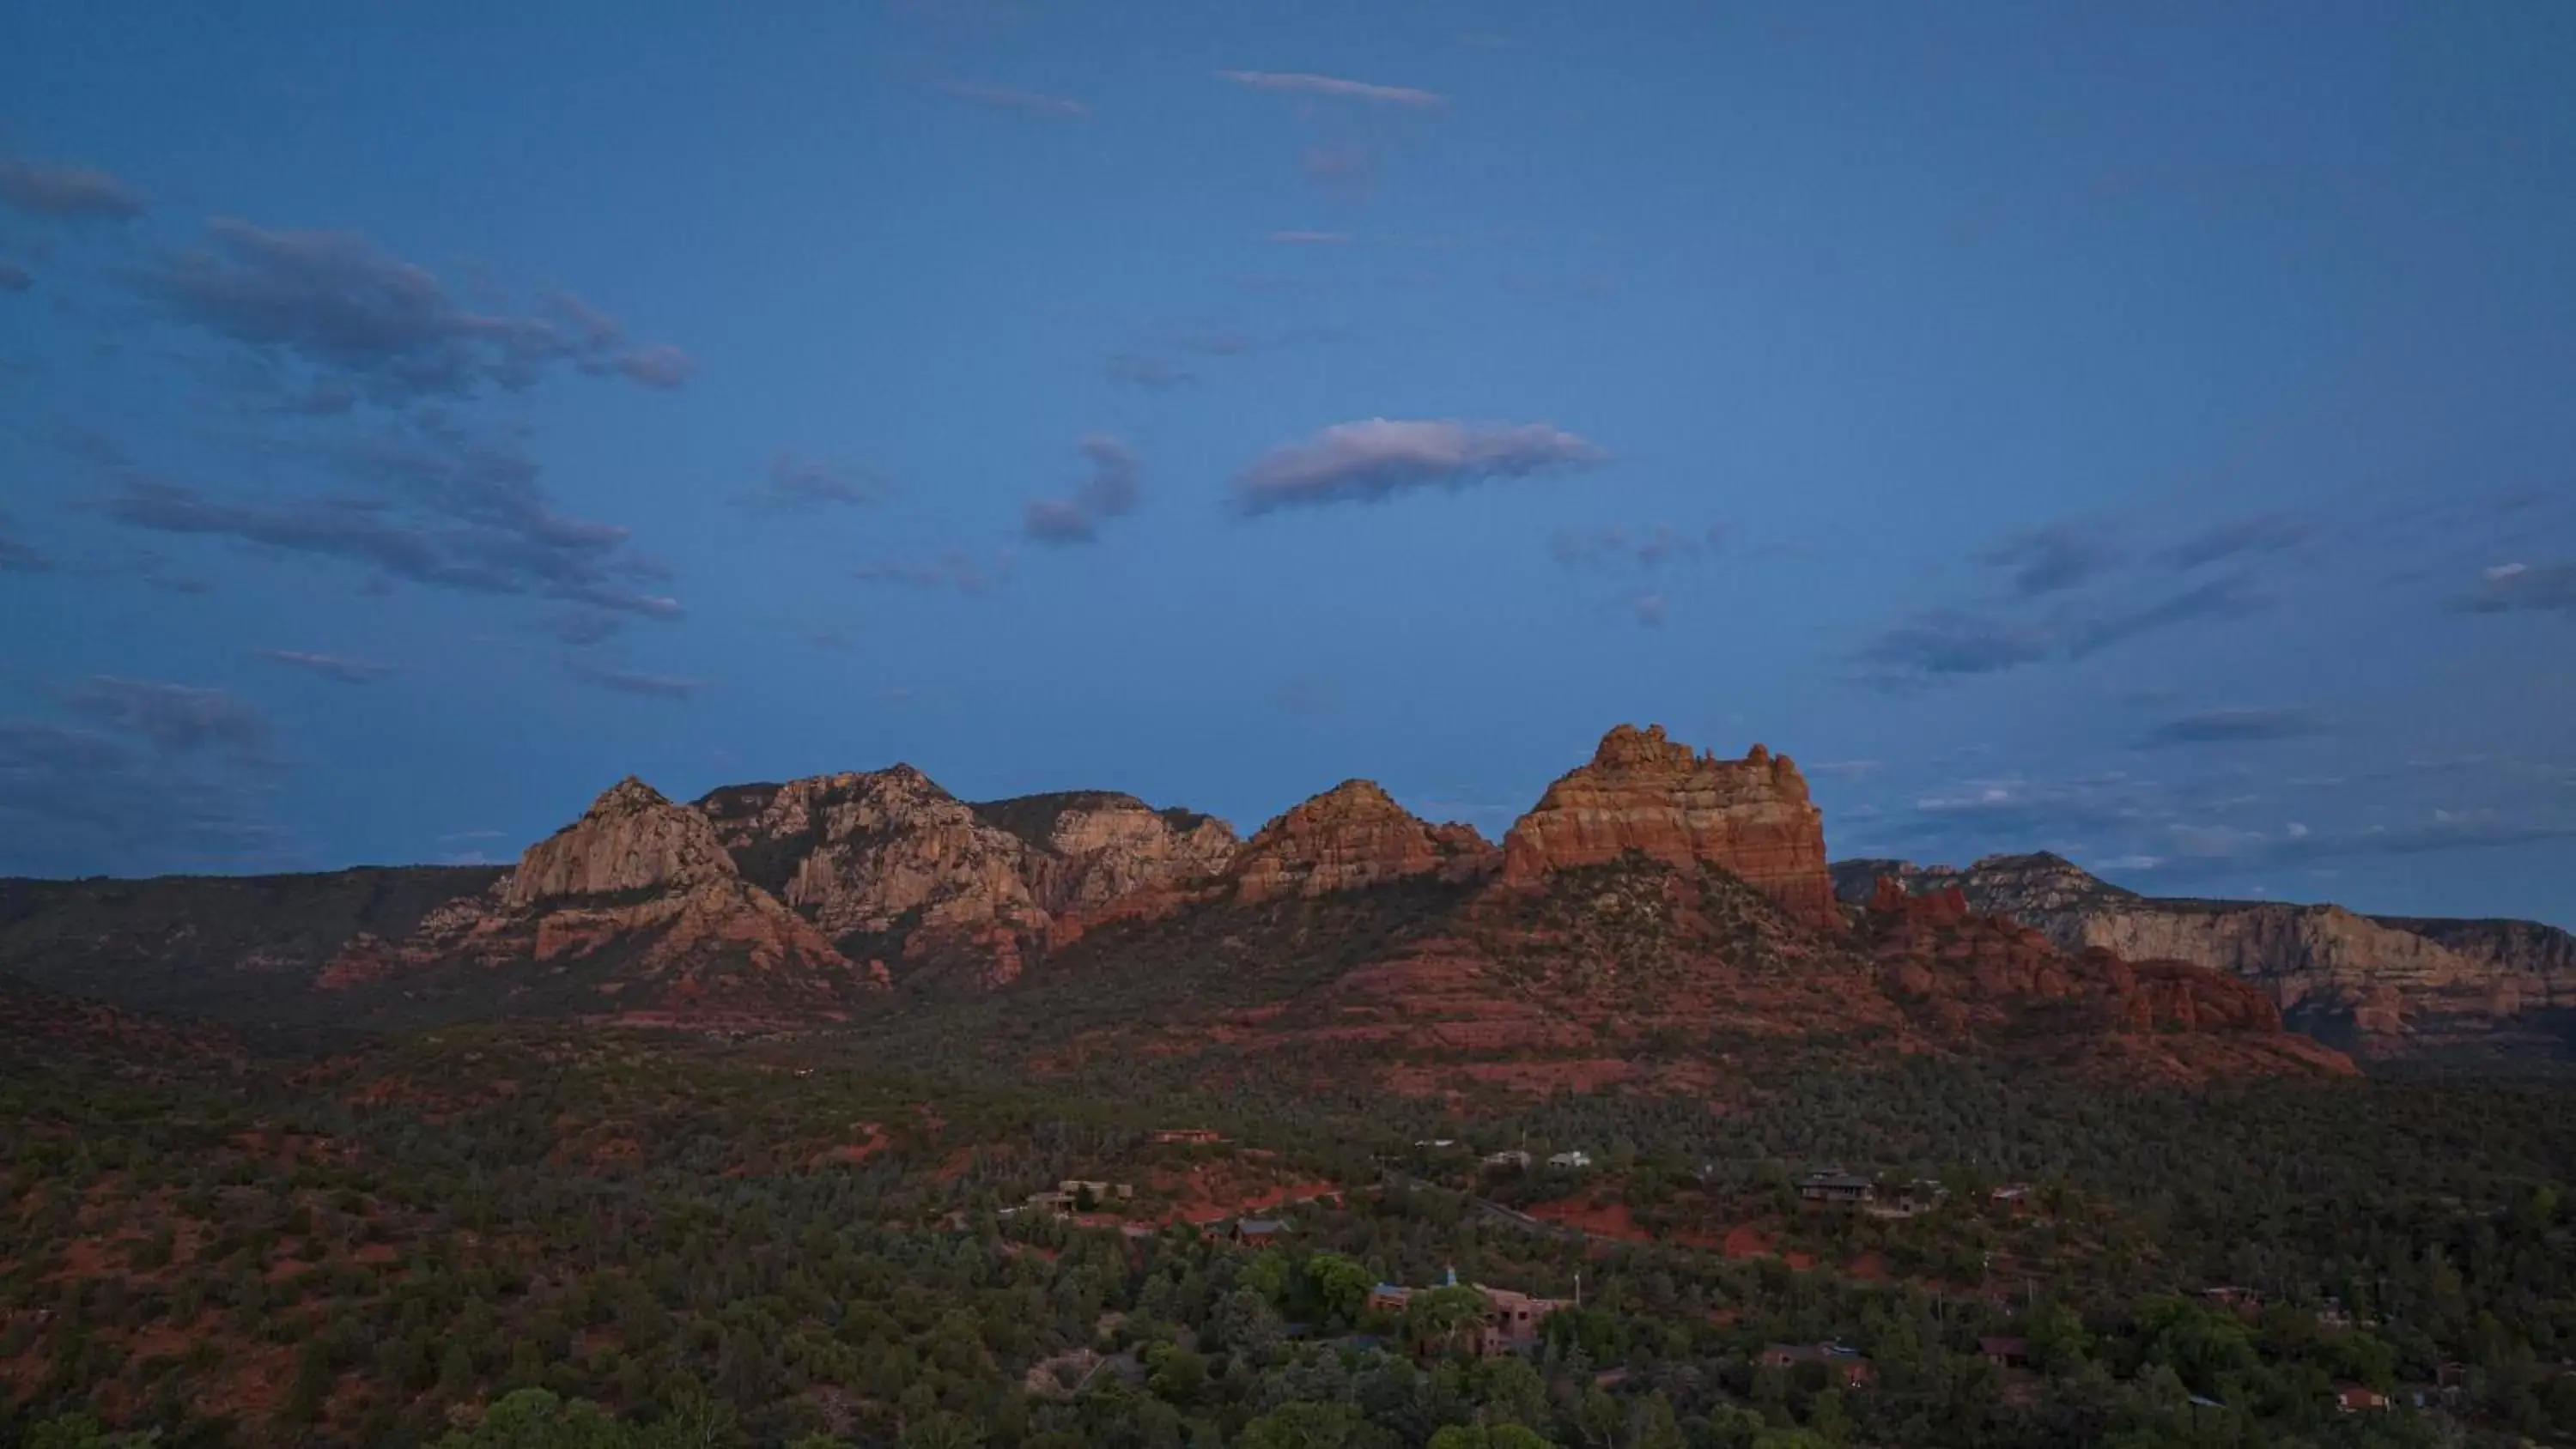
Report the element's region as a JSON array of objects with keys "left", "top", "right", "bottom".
[
  {"left": 505, "top": 777, "right": 739, "bottom": 906},
  {"left": 971, "top": 791, "right": 1240, "bottom": 914},
  {"left": 324, "top": 779, "right": 880, "bottom": 1018},
  {"left": 1859, "top": 876, "right": 2353, "bottom": 1076},
  {"left": 1501, "top": 725, "right": 1839, "bottom": 925},
  {"left": 1229, "top": 781, "right": 1498, "bottom": 903},
  {"left": 697, "top": 770, "right": 1240, "bottom": 987},
  {"left": 1844, "top": 854, "right": 2575, "bottom": 1060},
  {"left": 702, "top": 769, "right": 1048, "bottom": 953}
]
